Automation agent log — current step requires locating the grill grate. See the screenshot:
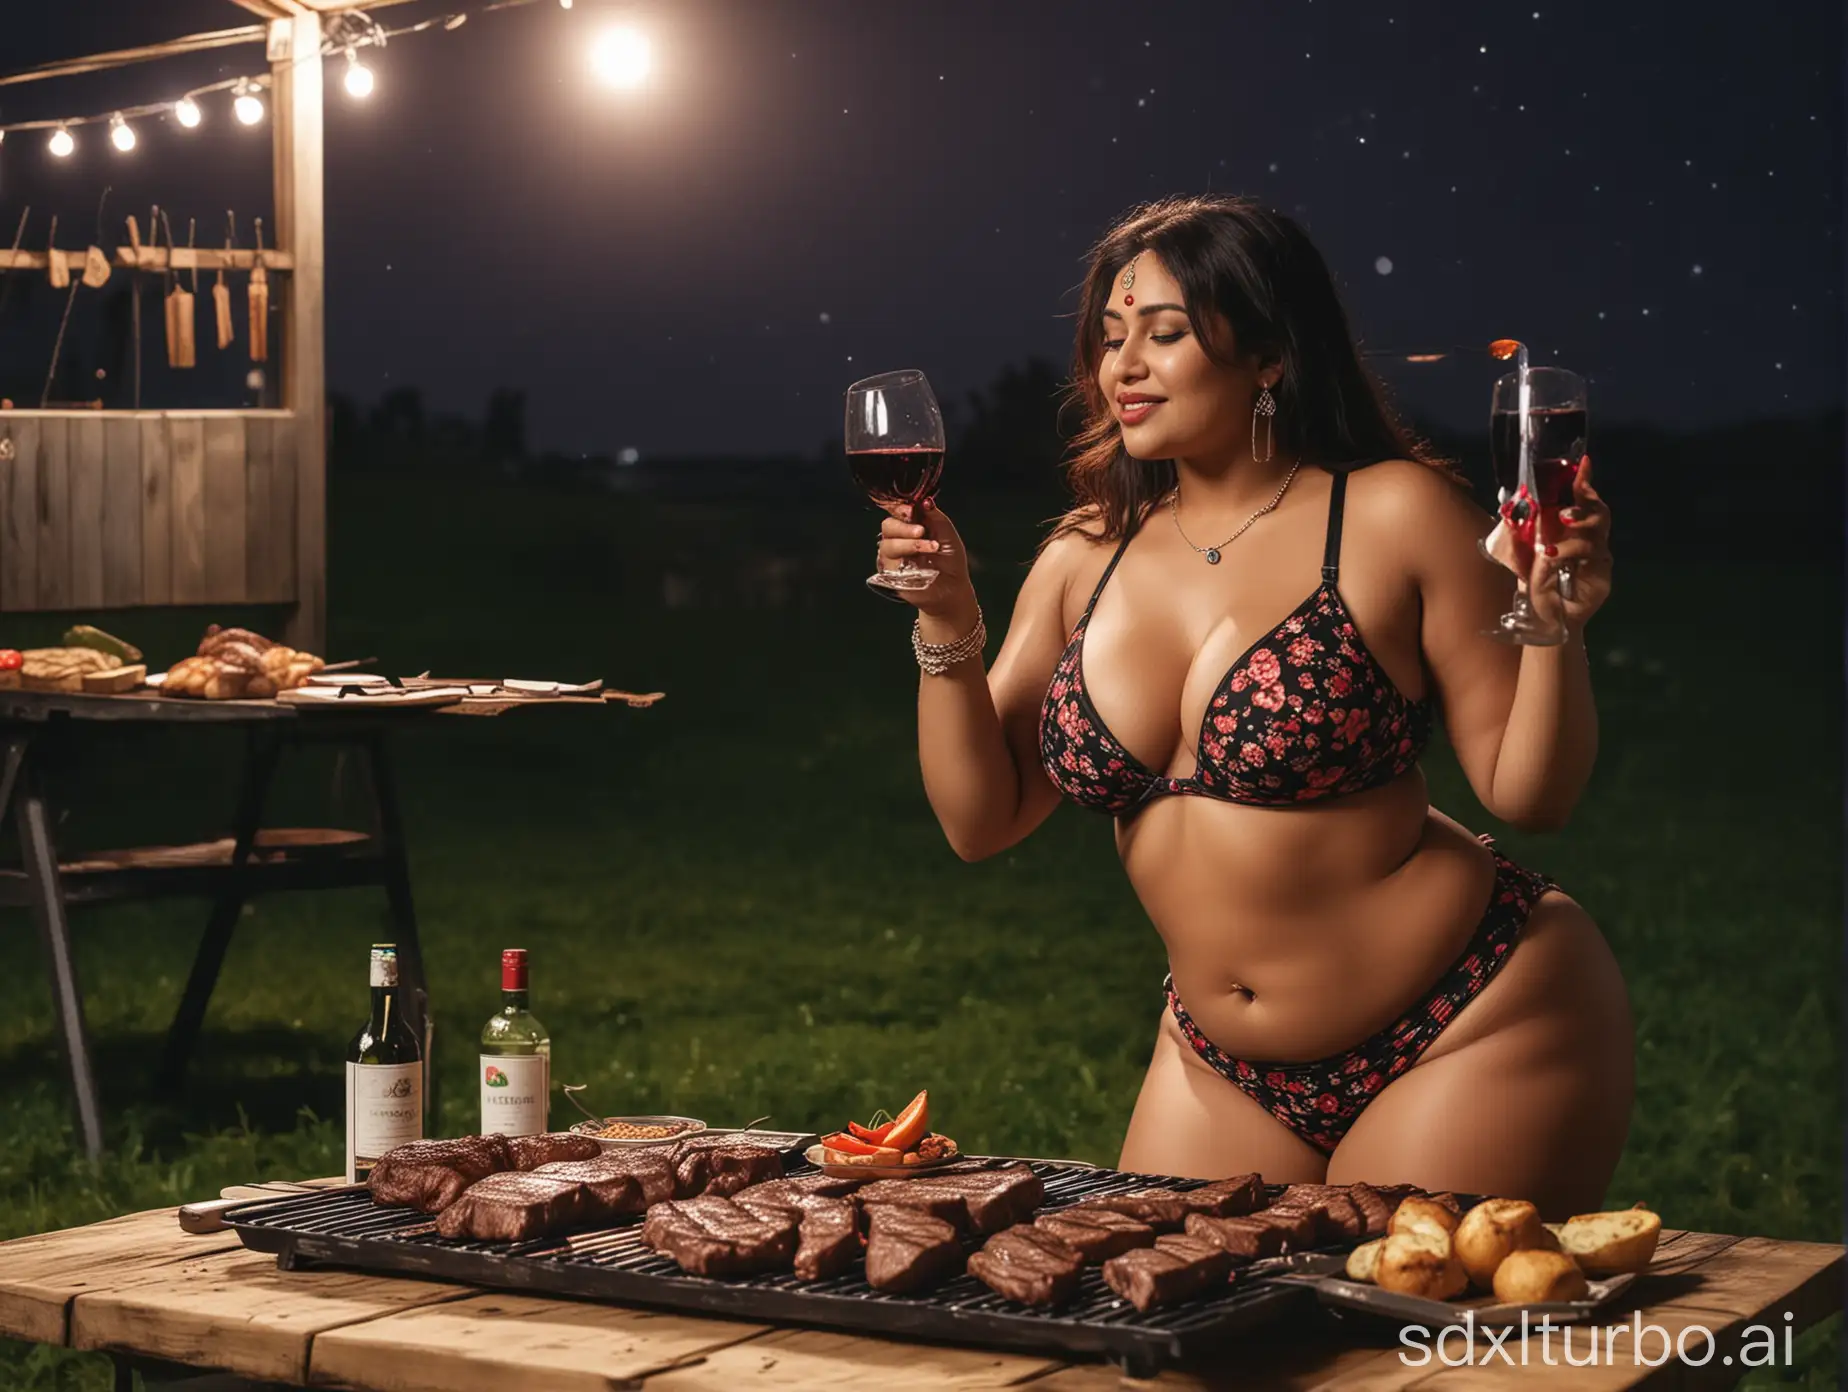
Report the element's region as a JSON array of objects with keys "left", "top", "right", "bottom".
[{"left": 228, "top": 1158, "right": 1334, "bottom": 1374}]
